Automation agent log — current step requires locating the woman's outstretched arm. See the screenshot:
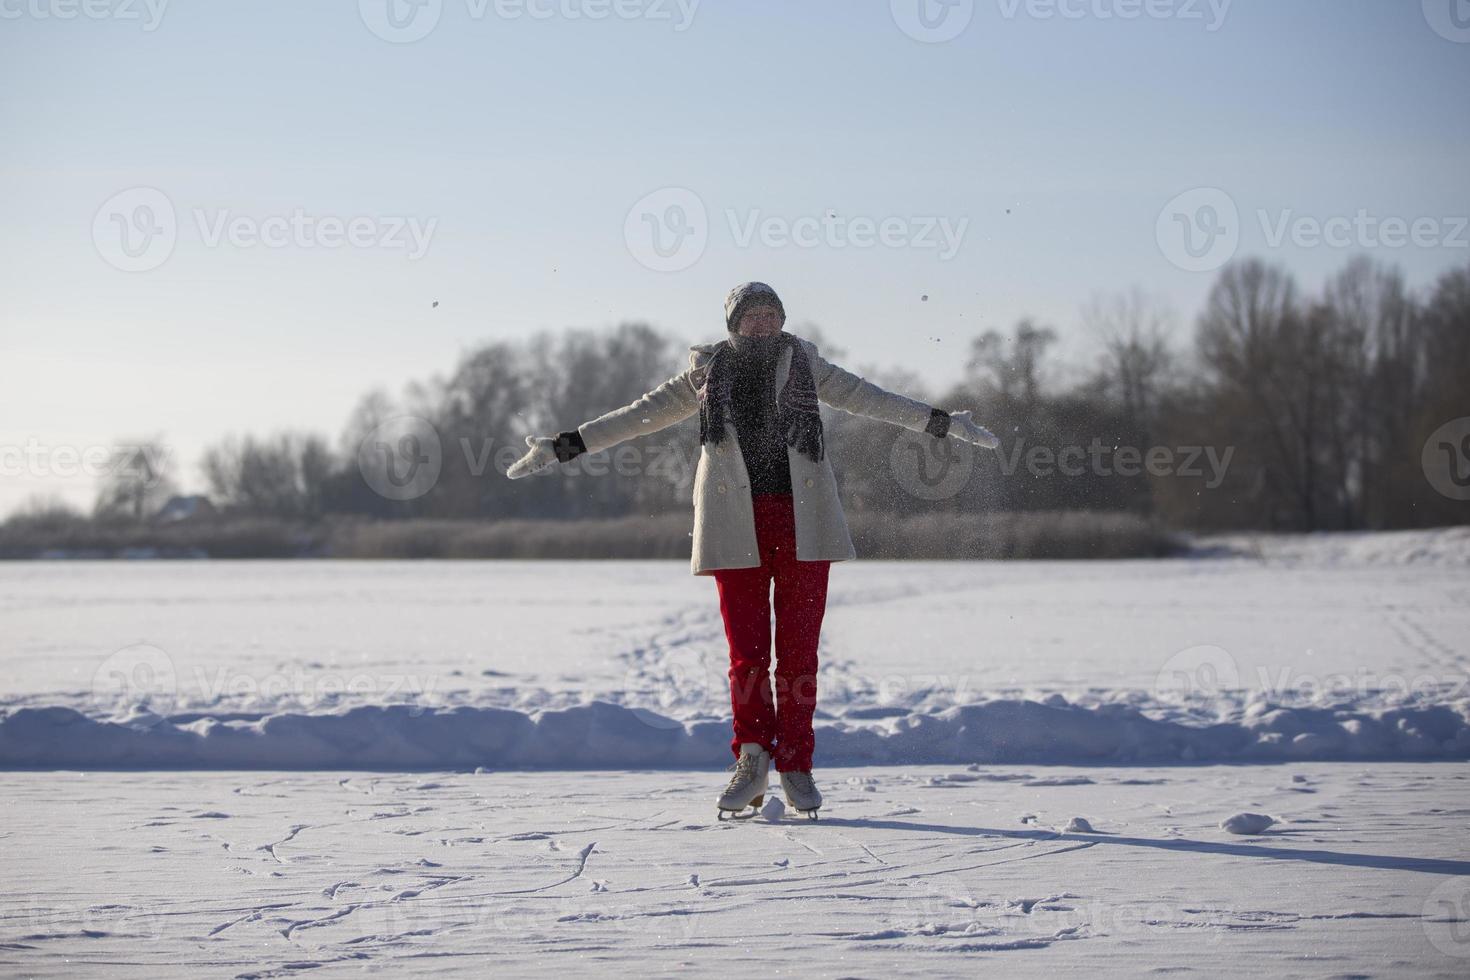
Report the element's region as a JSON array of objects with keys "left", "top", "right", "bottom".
[
  {"left": 506, "top": 354, "right": 707, "bottom": 479},
  {"left": 807, "top": 343, "right": 1000, "bottom": 448}
]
